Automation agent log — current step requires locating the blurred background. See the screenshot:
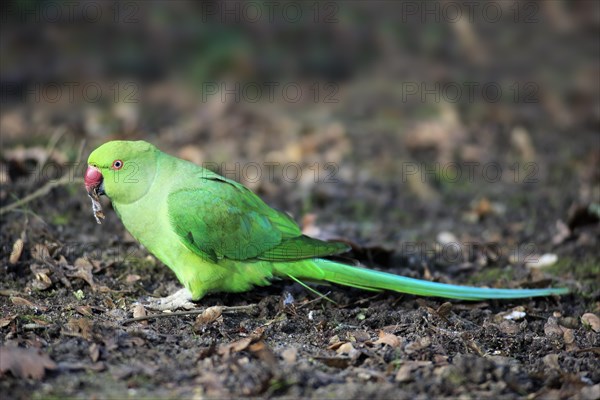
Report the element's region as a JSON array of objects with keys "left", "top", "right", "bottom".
[{"left": 1, "top": 0, "right": 598, "bottom": 260}]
